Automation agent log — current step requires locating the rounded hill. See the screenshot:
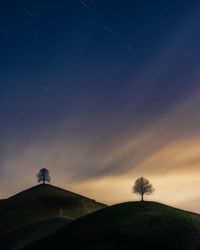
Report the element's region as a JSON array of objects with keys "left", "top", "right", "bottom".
[
  {"left": 0, "top": 184, "right": 106, "bottom": 233},
  {"left": 26, "top": 201, "right": 200, "bottom": 250}
]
